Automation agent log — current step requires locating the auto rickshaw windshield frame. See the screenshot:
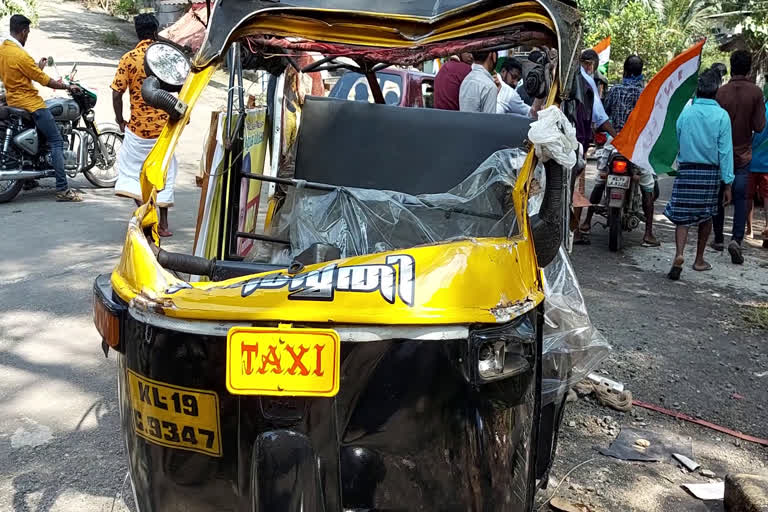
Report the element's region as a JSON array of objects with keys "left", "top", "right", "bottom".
[{"left": 192, "top": 0, "right": 581, "bottom": 93}]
